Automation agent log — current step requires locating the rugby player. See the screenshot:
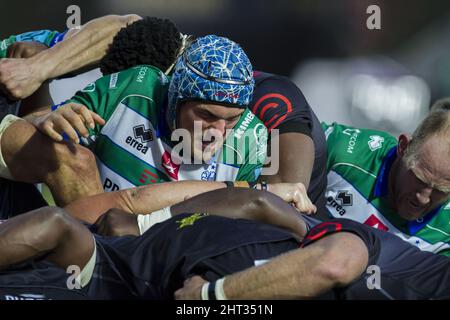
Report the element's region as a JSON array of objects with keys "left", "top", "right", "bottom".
[
  {"left": 0, "top": 15, "right": 327, "bottom": 216},
  {"left": 0, "top": 30, "right": 286, "bottom": 220},
  {"left": 0, "top": 187, "right": 314, "bottom": 300},
  {"left": 0, "top": 187, "right": 449, "bottom": 300},
  {"left": 322, "top": 98, "right": 450, "bottom": 256}
]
